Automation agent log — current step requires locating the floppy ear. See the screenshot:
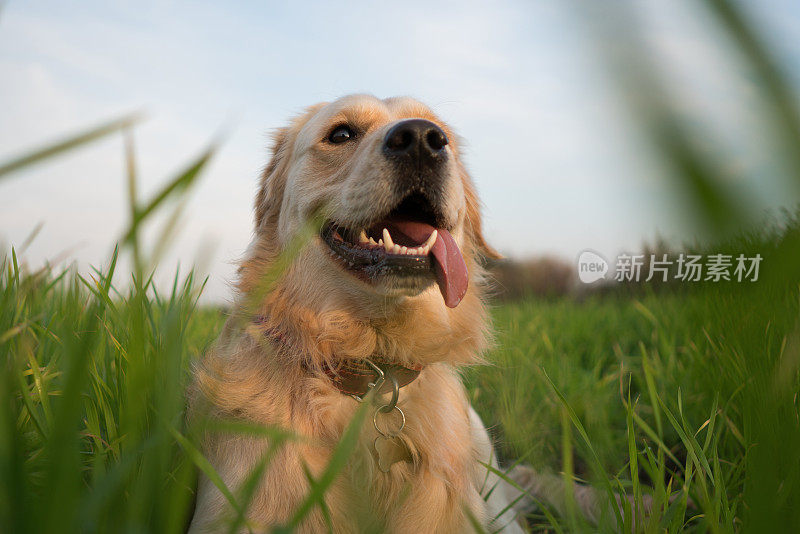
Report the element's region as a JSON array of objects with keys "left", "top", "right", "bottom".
[
  {"left": 462, "top": 170, "right": 502, "bottom": 260},
  {"left": 254, "top": 103, "right": 328, "bottom": 232},
  {"left": 254, "top": 127, "right": 290, "bottom": 232}
]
